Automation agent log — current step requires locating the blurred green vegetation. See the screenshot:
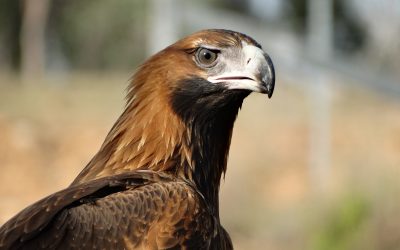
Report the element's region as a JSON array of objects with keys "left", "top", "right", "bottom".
[
  {"left": 0, "top": 0, "right": 148, "bottom": 72},
  {"left": 311, "top": 195, "right": 370, "bottom": 250},
  {"left": 0, "top": 0, "right": 366, "bottom": 73},
  {"left": 0, "top": 0, "right": 21, "bottom": 70},
  {"left": 48, "top": 0, "right": 147, "bottom": 70}
]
